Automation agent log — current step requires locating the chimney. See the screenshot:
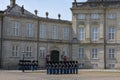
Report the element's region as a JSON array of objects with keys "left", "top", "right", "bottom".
[{"left": 10, "top": 0, "right": 16, "bottom": 7}]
